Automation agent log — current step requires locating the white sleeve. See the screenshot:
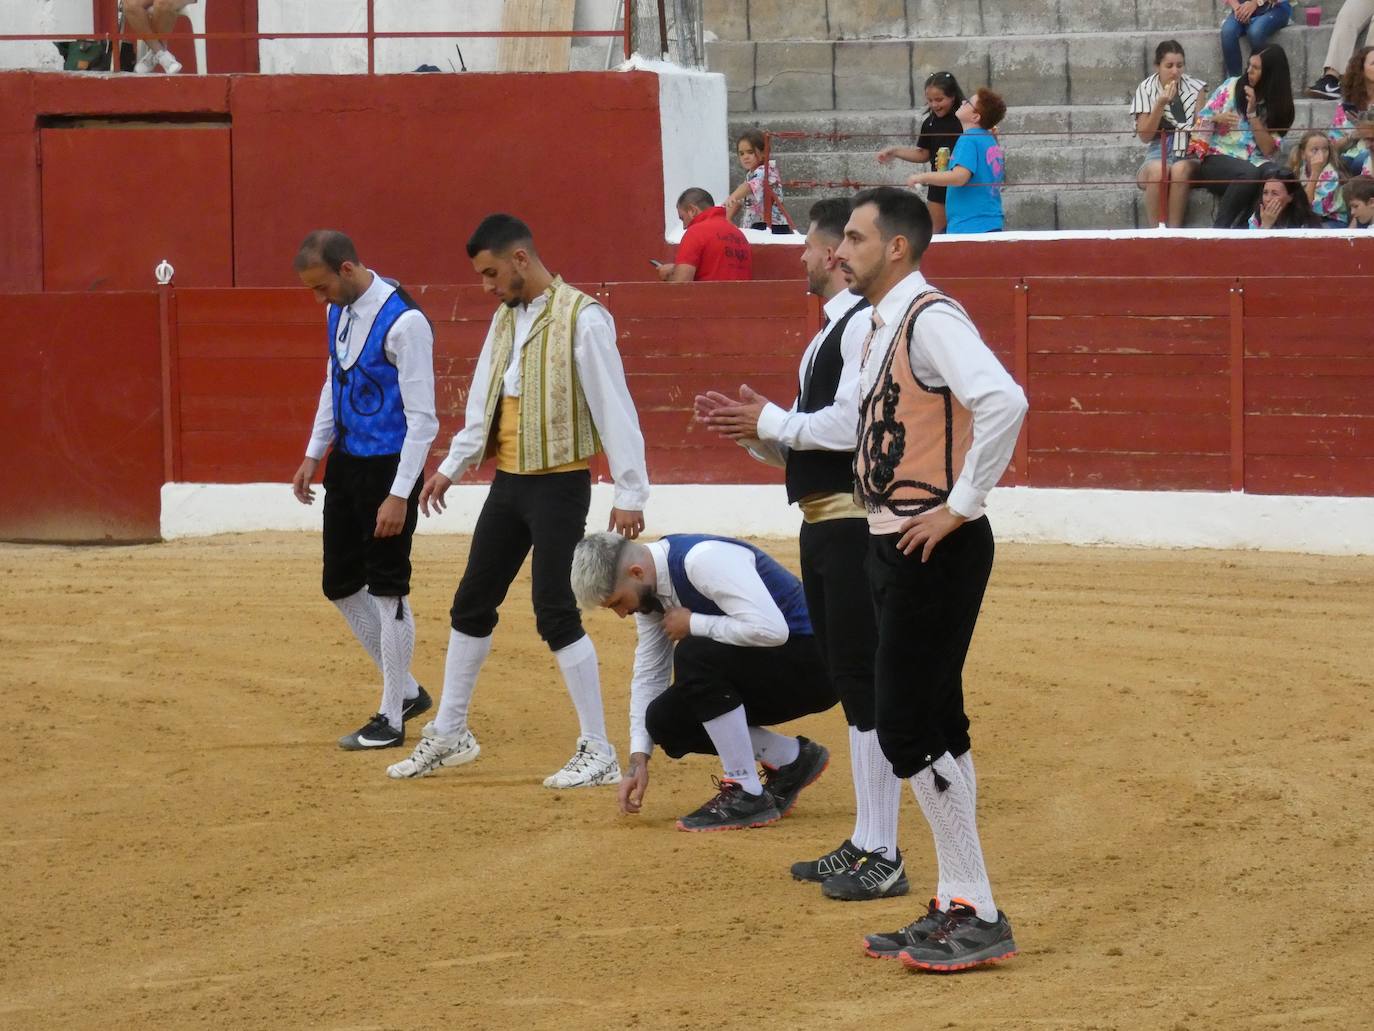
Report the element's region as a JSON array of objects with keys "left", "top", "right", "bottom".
[
  {"left": 753, "top": 314, "right": 866, "bottom": 452},
  {"left": 627, "top": 612, "right": 674, "bottom": 757},
  {"left": 682, "top": 542, "right": 790, "bottom": 647},
  {"left": 305, "top": 359, "right": 334, "bottom": 461},
  {"left": 911, "top": 307, "right": 1028, "bottom": 518},
  {"left": 385, "top": 310, "right": 439, "bottom": 497},
  {"left": 437, "top": 316, "right": 500, "bottom": 482},
  {"left": 573, "top": 304, "right": 650, "bottom": 510}
]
